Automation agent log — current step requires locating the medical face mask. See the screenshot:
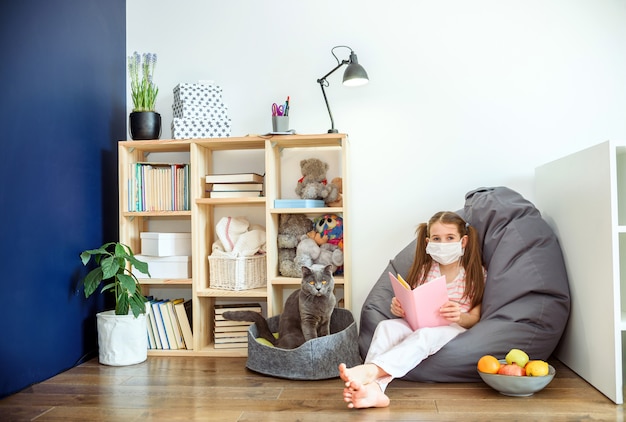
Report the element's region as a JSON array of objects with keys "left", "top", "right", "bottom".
[{"left": 426, "top": 241, "right": 464, "bottom": 265}]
